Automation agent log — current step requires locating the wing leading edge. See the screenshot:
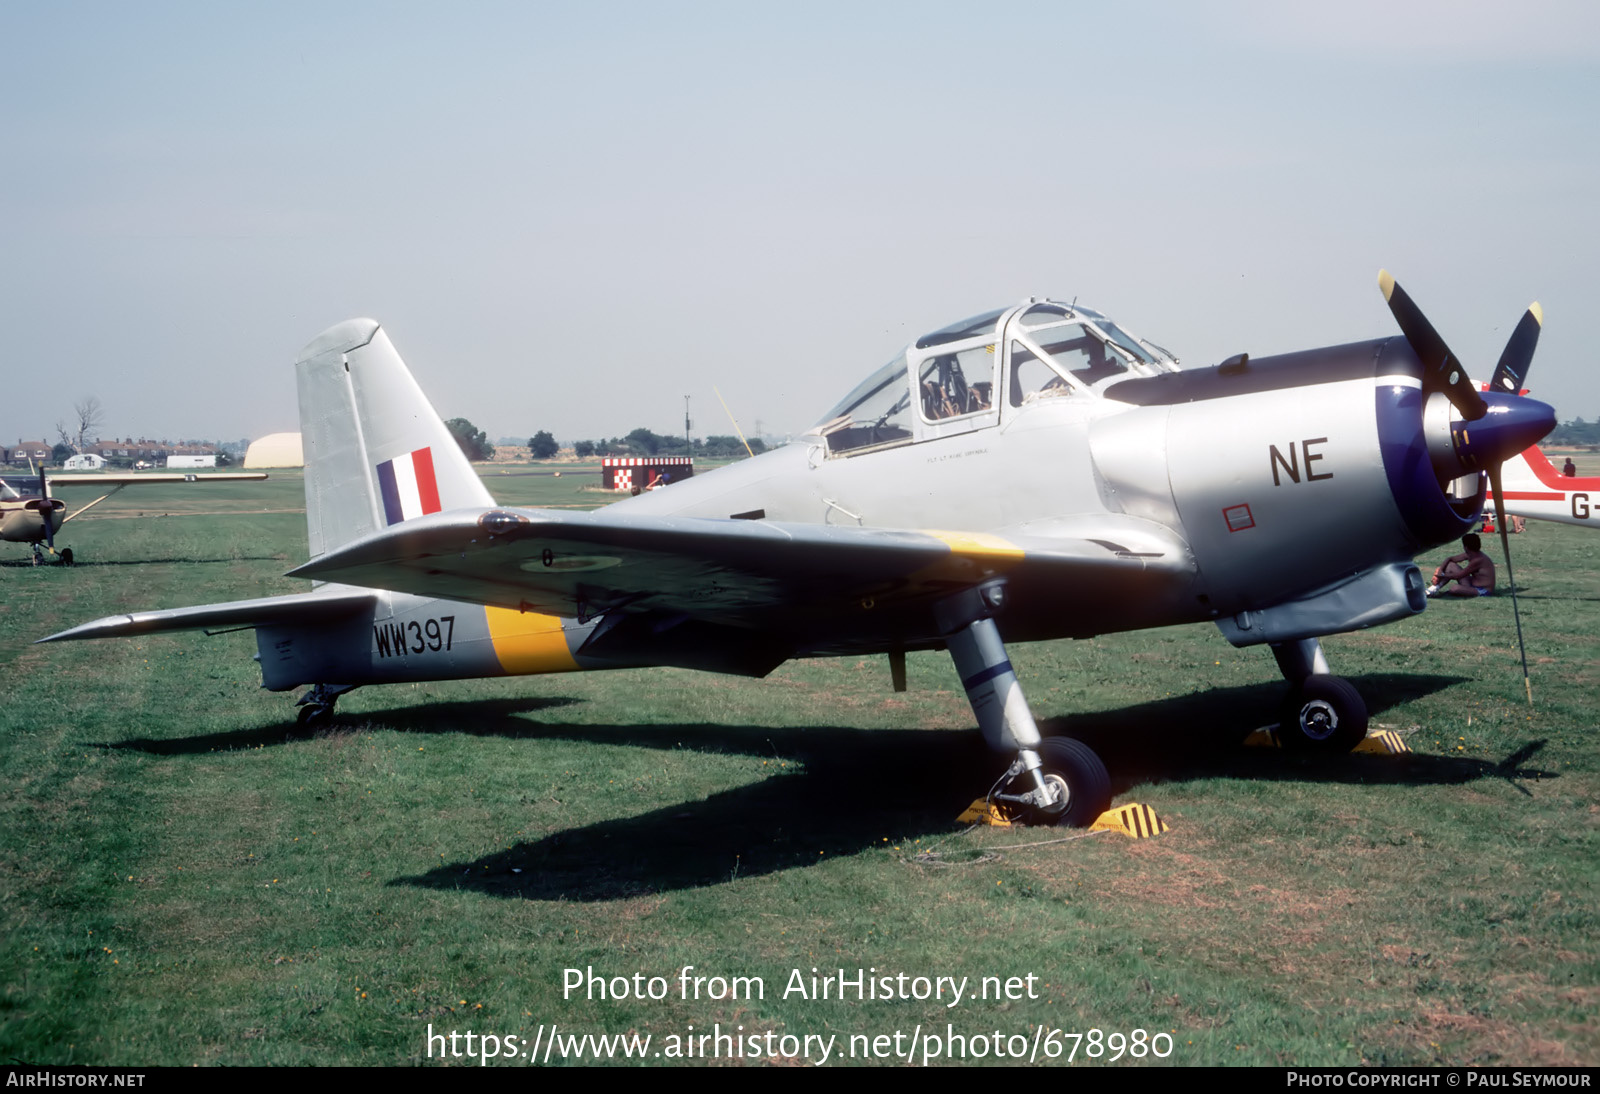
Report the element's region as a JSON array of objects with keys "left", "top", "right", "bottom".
[
  {"left": 39, "top": 588, "right": 377, "bottom": 643},
  {"left": 46, "top": 473, "right": 270, "bottom": 486},
  {"left": 289, "top": 508, "right": 1198, "bottom": 650}
]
